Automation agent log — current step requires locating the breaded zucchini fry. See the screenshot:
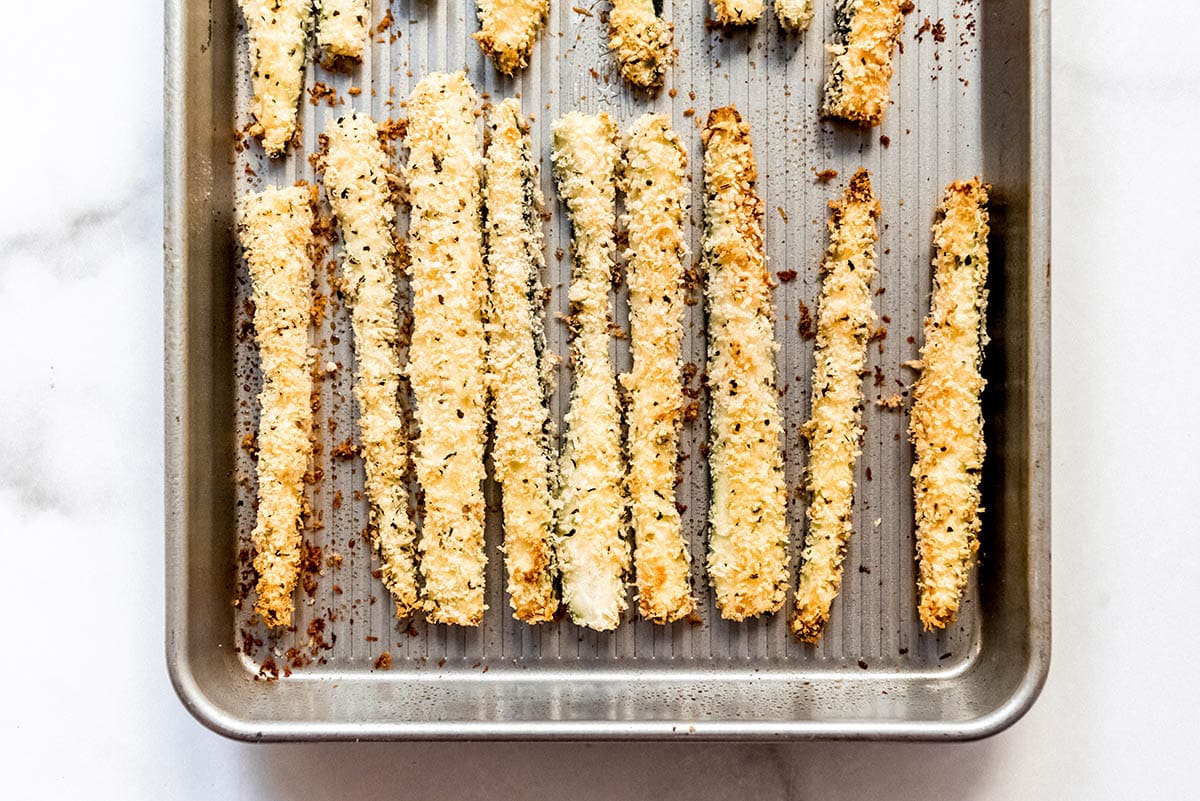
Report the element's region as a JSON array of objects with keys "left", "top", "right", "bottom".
[
  {"left": 711, "top": 0, "right": 762, "bottom": 26},
  {"left": 822, "top": 0, "right": 904, "bottom": 127},
  {"left": 619, "top": 114, "right": 695, "bottom": 623},
  {"left": 701, "top": 107, "right": 789, "bottom": 621},
  {"left": 910, "top": 179, "right": 990, "bottom": 630},
  {"left": 323, "top": 113, "right": 419, "bottom": 619},
  {"left": 551, "top": 112, "right": 631, "bottom": 631},
  {"left": 406, "top": 72, "right": 490, "bottom": 626},
  {"left": 609, "top": 0, "right": 674, "bottom": 89},
  {"left": 238, "top": 0, "right": 311, "bottom": 156},
  {"left": 791, "top": 169, "right": 880, "bottom": 642},
  {"left": 316, "top": 0, "right": 369, "bottom": 63},
  {"left": 483, "top": 99, "right": 560, "bottom": 624},
  {"left": 473, "top": 0, "right": 549, "bottom": 74},
  {"left": 775, "top": 0, "right": 814, "bottom": 32},
  {"left": 236, "top": 185, "right": 316, "bottom": 628}
]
